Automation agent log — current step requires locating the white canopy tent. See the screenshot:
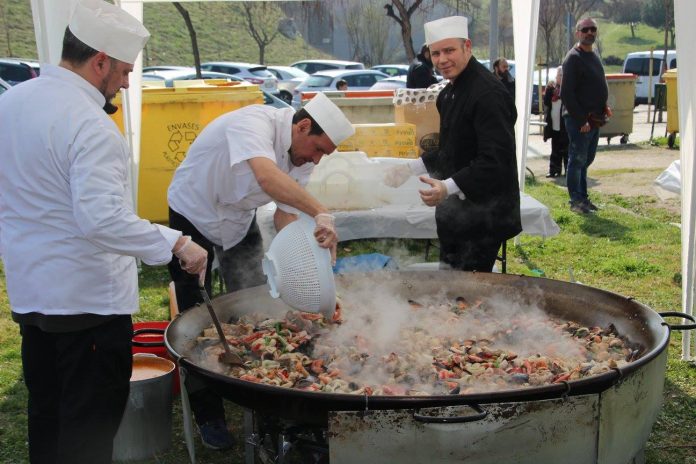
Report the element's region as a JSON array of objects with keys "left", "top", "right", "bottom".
[
  {"left": 674, "top": 0, "right": 696, "bottom": 360},
  {"left": 29, "top": 2, "right": 695, "bottom": 362}
]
